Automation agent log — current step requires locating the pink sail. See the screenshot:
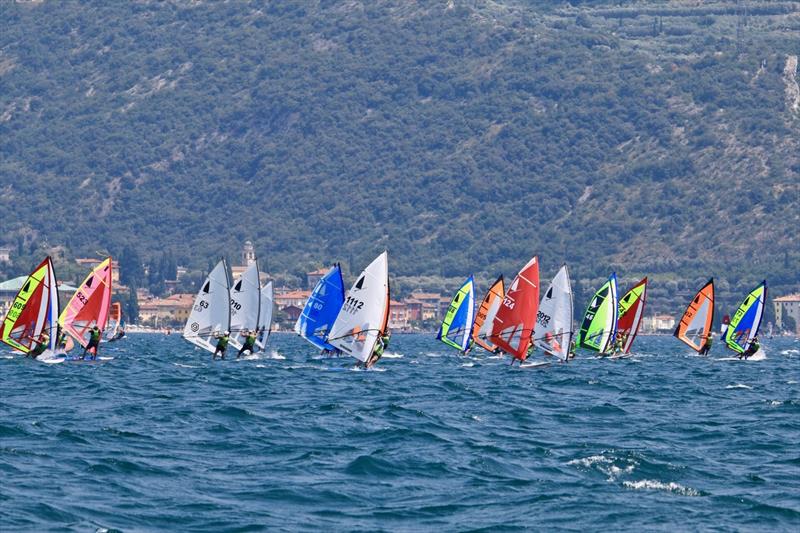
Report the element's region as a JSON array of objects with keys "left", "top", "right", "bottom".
[{"left": 59, "top": 257, "right": 113, "bottom": 350}]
